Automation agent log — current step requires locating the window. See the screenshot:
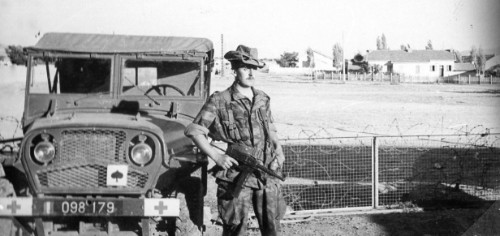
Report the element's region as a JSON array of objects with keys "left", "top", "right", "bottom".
[
  {"left": 30, "top": 56, "right": 112, "bottom": 94},
  {"left": 121, "top": 58, "right": 201, "bottom": 97},
  {"left": 448, "top": 65, "right": 452, "bottom": 71},
  {"left": 431, "top": 65, "right": 435, "bottom": 72}
]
